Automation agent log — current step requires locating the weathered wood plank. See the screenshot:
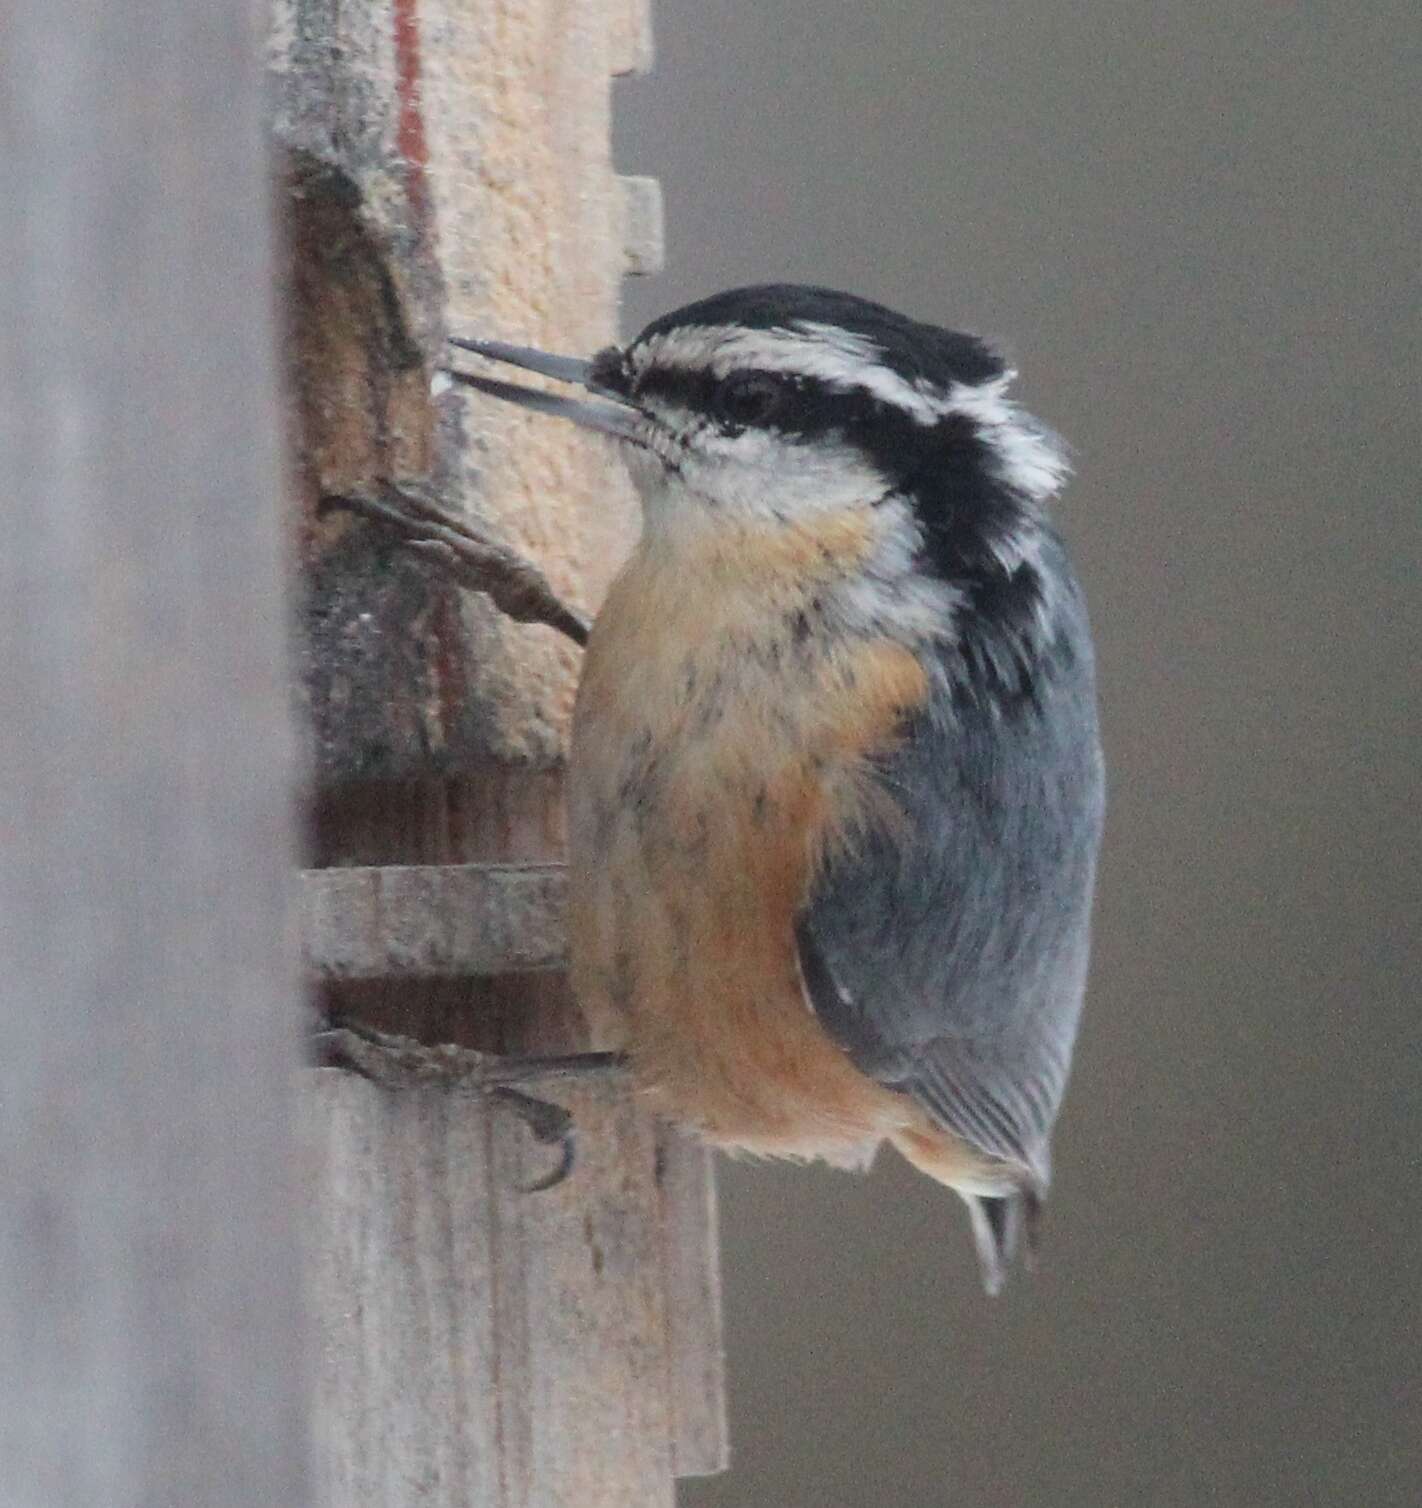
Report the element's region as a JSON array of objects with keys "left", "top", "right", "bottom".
[
  {"left": 658, "top": 1132, "right": 730, "bottom": 1479},
  {"left": 302, "top": 1068, "right": 678, "bottom": 1508},
  {"left": 302, "top": 863, "right": 567, "bottom": 980},
  {"left": 0, "top": 1, "right": 309, "bottom": 1501},
  {"left": 488, "top": 1070, "right": 676, "bottom": 1508},
  {"left": 301, "top": 1074, "right": 500, "bottom": 1506},
  {"left": 276, "top": 2, "right": 725, "bottom": 1502},
  {"left": 271, "top": 0, "right": 647, "bottom": 774}
]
